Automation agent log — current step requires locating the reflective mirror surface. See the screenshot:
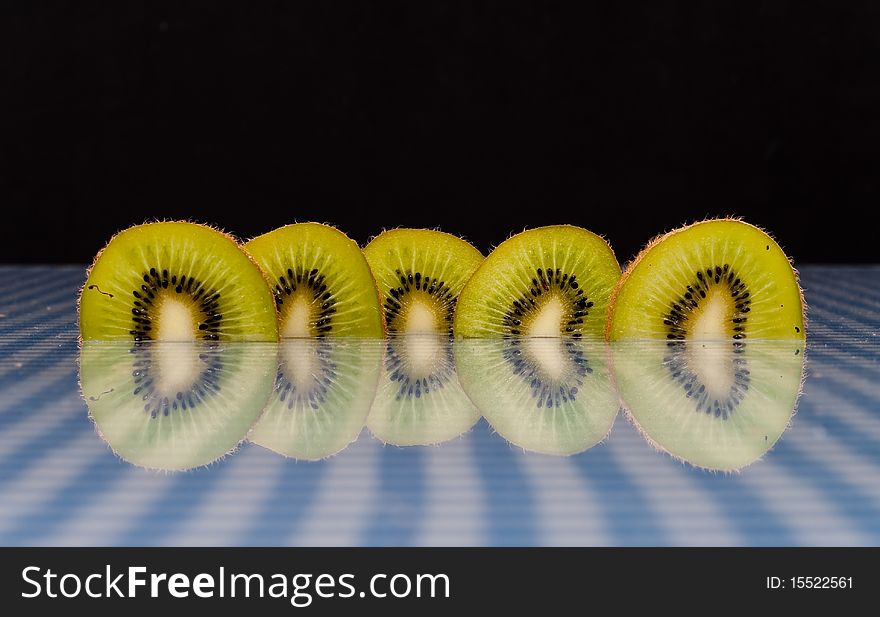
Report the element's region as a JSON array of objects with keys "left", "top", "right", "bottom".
[{"left": 0, "top": 265, "right": 878, "bottom": 546}]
